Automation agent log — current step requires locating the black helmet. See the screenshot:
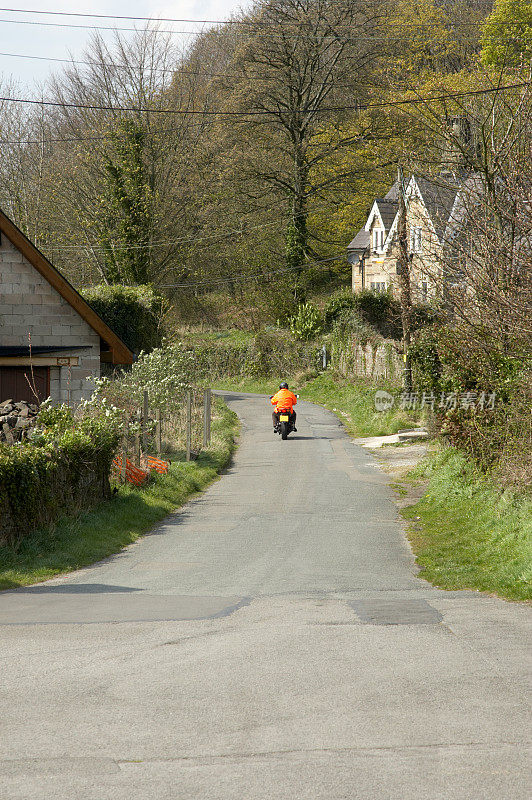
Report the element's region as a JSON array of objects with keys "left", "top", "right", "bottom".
[{"left": 279, "top": 381, "right": 289, "bottom": 389}]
